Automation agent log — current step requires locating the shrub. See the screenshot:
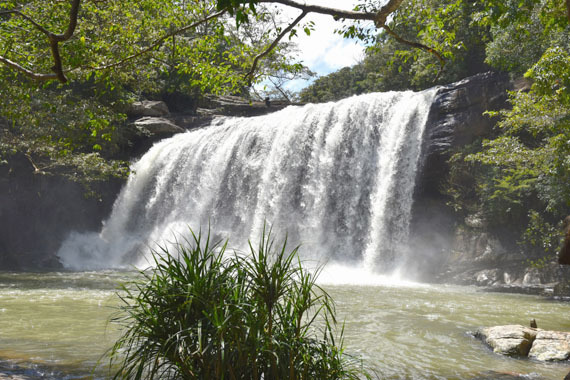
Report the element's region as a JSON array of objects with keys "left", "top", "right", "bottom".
[{"left": 108, "top": 227, "right": 370, "bottom": 379}]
